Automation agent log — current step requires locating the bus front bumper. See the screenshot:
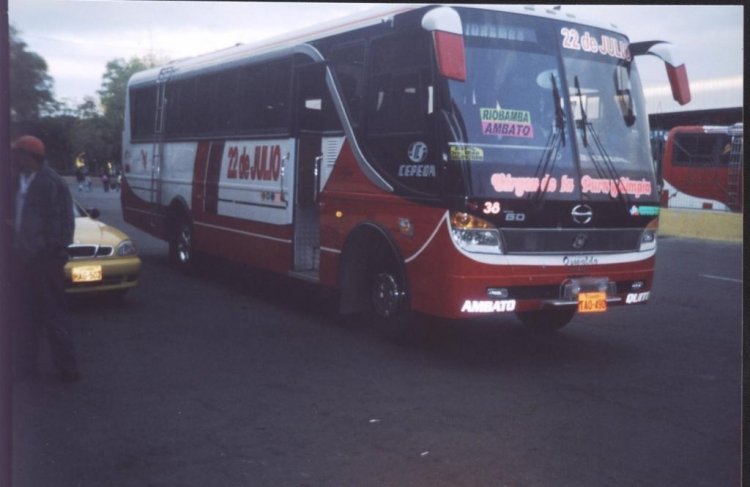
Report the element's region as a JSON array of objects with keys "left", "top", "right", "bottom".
[{"left": 409, "top": 262, "right": 654, "bottom": 320}]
